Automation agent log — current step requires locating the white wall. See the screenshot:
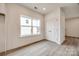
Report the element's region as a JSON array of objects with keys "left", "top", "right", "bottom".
[
  {"left": 0, "top": 4, "right": 6, "bottom": 14},
  {"left": 63, "top": 6, "right": 79, "bottom": 18},
  {"left": 66, "top": 18, "right": 79, "bottom": 37},
  {"left": 45, "top": 8, "right": 60, "bottom": 44},
  {"left": 0, "top": 15, "right": 5, "bottom": 52},
  {"left": 64, "top": 6, "right": 79, "bottom": 37},
  {"left": 45, "top": 7, "right": 65, "bottom": 44},
  {"left": 60, "top": 8, "right": 65, "bottom": 44},
  {"left": 5, "top": 4, "right": 45, "bottom": 51}
]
